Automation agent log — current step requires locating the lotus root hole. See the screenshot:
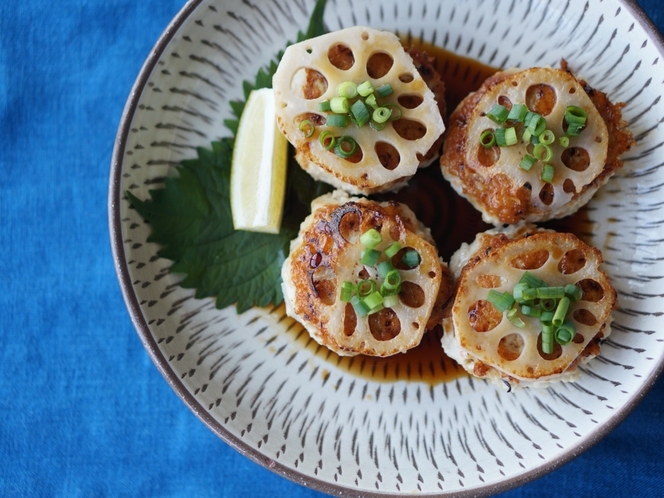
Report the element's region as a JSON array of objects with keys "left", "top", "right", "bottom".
[
  {"left": 367, "top": 53, "right": 394, "bottom": 79},
  {"left": 498, "top": 333, "right": 525, "bottom": 361},
  {"left": 537, "top": 333, "right": 563, "bottom": 360},
  {"left": 399, "top": 281, "right": 425, "bottom": 308},
  {"left": 338, "top": 211, "right": 362, "bottom": 244},
  {"left": 498, "top": 95, "right": 512, "bottom": 110},
  {"left": 561, "top": 147, "right": 590, "bottom": 172},
  {"left": 343, "top": 302, "right": 357, "bottom": 336},
  {"left": 291, "top": 68, "right": 328, "bottom": 100},
  {"left": 539, "top": 183, "right": 554, "bottom": 206},
  {"left": 296, "top": 113, "right": 326, "bottom": 128},
  {"left": 526, "top": 84, "right": 557, "bottom": 116},
  {"left": 578, "top": 278, "right": 604, "bottom": 302},
  {"left": 573, "top": 308, "right": 598, "bottom": 326},
  {"left": 392, "top": 247, "right": 421, "bottom": 270},
  {"left": 558, "top": 249, "right": 587, "bottom": 274},
  {"left": 563, "top": 179, "right": 576, "bottom": 193},
  {"left": 468, "top": 300, "right": 502, "bottom": 333},
  {"left": 477, "top": 274, "right": 503, "bottom": 288},
  {"left": 305, "top": 47, "right": 313, "bottom": 54},
  {"left": 328, "top": 44, "right": 355, "bottom": 70},
  {"left": 478, "top": 142, "right": 501, "bottom": 167},
  {"left": 312, "top": 266, "right": 337, "bottom": 305},
  {"left": 398, "top": 94, "right": 424, "bottom": 109},
  {"left": 375, "top": 141, "right": 401, "bottom": 170},
  {"left": 569, "top": 87, "right": 576, "bottom": 94},
  {"left": 573, "top": 332, "right": 585, "bottom": 344},
  {"left": 428, "top": 271, "right": 437, "bottom": 278},
  {"left": 392, "top": 118, "right": 427, "bottom": 141},
  {"left": 510, "top": 249, "right": 549, "bottom": 270},
  {"left": 388, "top": 225, "right": 401, "bottom": 242},
  {"left": 361, "top": 31, "right": 369, "bottom": 41},
  {"left": 368, "top": 308, "right": 401, "bottom": 341},
  {"left": 595, "top": 136, "right": 602, "bottom": 143},
  {"left": 412, "top": 322, "right": 419, "bottom": 329}
]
